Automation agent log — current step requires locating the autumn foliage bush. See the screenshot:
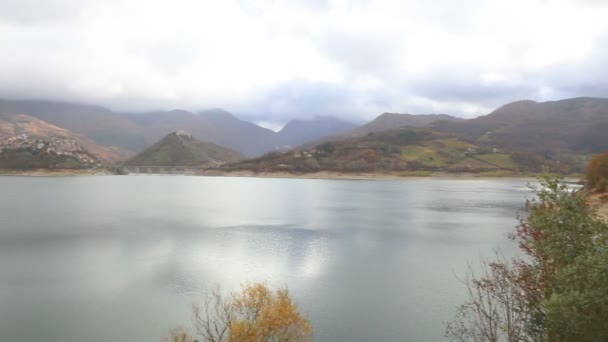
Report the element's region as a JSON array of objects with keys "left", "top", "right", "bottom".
[
  {"left": 586, "top": 152, "right": 608, "bottom": 192},
  {"left": 169, "top": 283, "right": 313, "bottom": 342}
]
